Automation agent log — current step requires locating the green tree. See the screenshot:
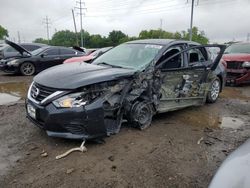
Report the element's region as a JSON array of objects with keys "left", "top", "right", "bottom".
[
  {"left": 51, "top": 30, "right": 77, "bottom": 46},
  {"left": 0, "top": 25, "right": 8, "bottom": 39},
  {"left": 181, "top": 27, "right": 209, "bottom": 44},
  {"left": 108, "top": 30, "right": 127, "bottom": 46},
  {"left": 89, "top": 34, "right": 104, "bottom": 48},
  {"left": 33, "top": 38, "right": 49, "bottom": 44}
]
